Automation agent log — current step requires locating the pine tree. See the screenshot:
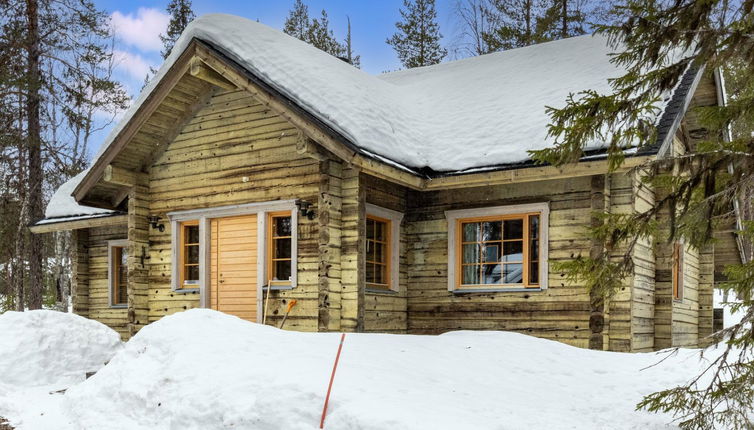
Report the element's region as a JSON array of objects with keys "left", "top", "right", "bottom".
[
  {"left": 535, "top": 0, "right": 588, "bottom": 40},
  {"left": 387, "top": 0, "right": 447, "bottom": 68},
  {"left": 531, "top": 1, "right": 754, "bottom": 427},
  {"left": 307, "top": 9, "right": 345, "bottom": 57},
  {"left": 283, "top": 0, "right": 310, "bottom": 41},
  {"left": 160, "top": 0, "right": 196, "bottom": 59},
  {"left": 482, "top": 0, "right": 543, "bottom": 50},
  {"left": 344, "top": 16, "right": 361, "bottom": 68}
]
